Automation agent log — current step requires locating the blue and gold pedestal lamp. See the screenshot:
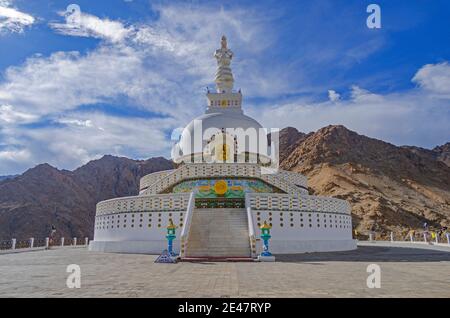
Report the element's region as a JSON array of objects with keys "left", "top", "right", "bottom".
[
  {"left": 166, "top": 219, "right": 177, "bottom": 257},
  {"left": 258, "top": 221, "right": 275, "bottom": 262},
  {"left": 154, "top": 219, "right": 178, "bottom": 263}
]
